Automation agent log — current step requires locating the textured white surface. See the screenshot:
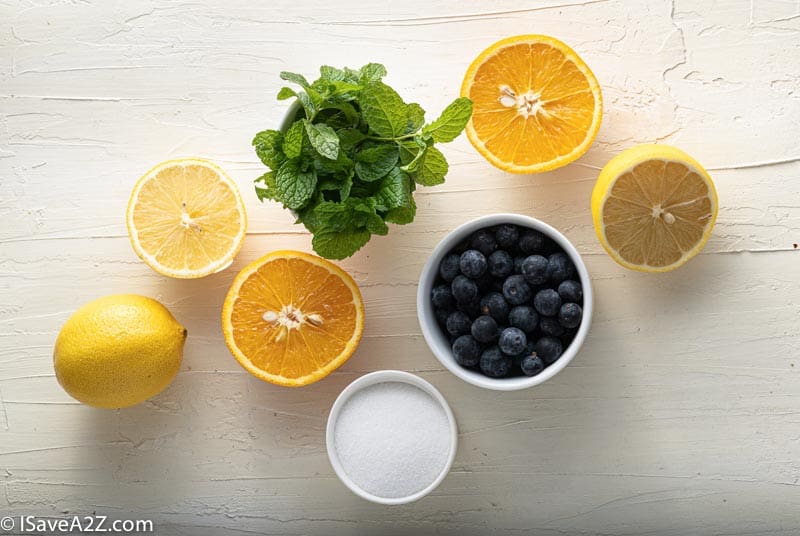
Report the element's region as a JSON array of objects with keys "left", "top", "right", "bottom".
[{"left": 1, "top": 0, "right": 799, "bottom": 534}]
